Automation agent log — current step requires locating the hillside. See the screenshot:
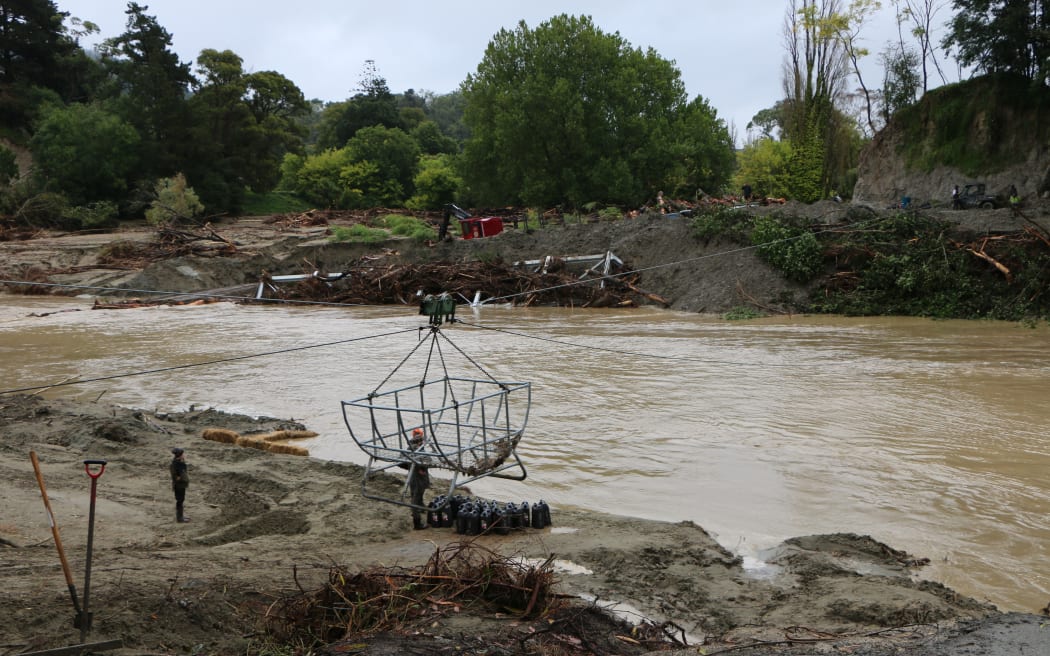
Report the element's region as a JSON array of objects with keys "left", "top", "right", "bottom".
[{"left": 854, "top": 75, "right": 1050, "bottom": 207}]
